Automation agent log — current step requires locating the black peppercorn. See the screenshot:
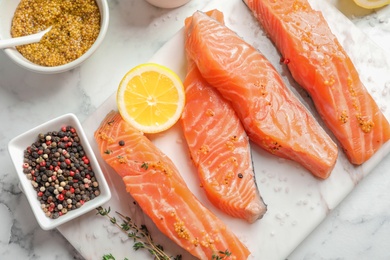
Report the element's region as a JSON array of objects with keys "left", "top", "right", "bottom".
[{"left": 23, "top": 125, "right": 101, "bottom": 219}]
